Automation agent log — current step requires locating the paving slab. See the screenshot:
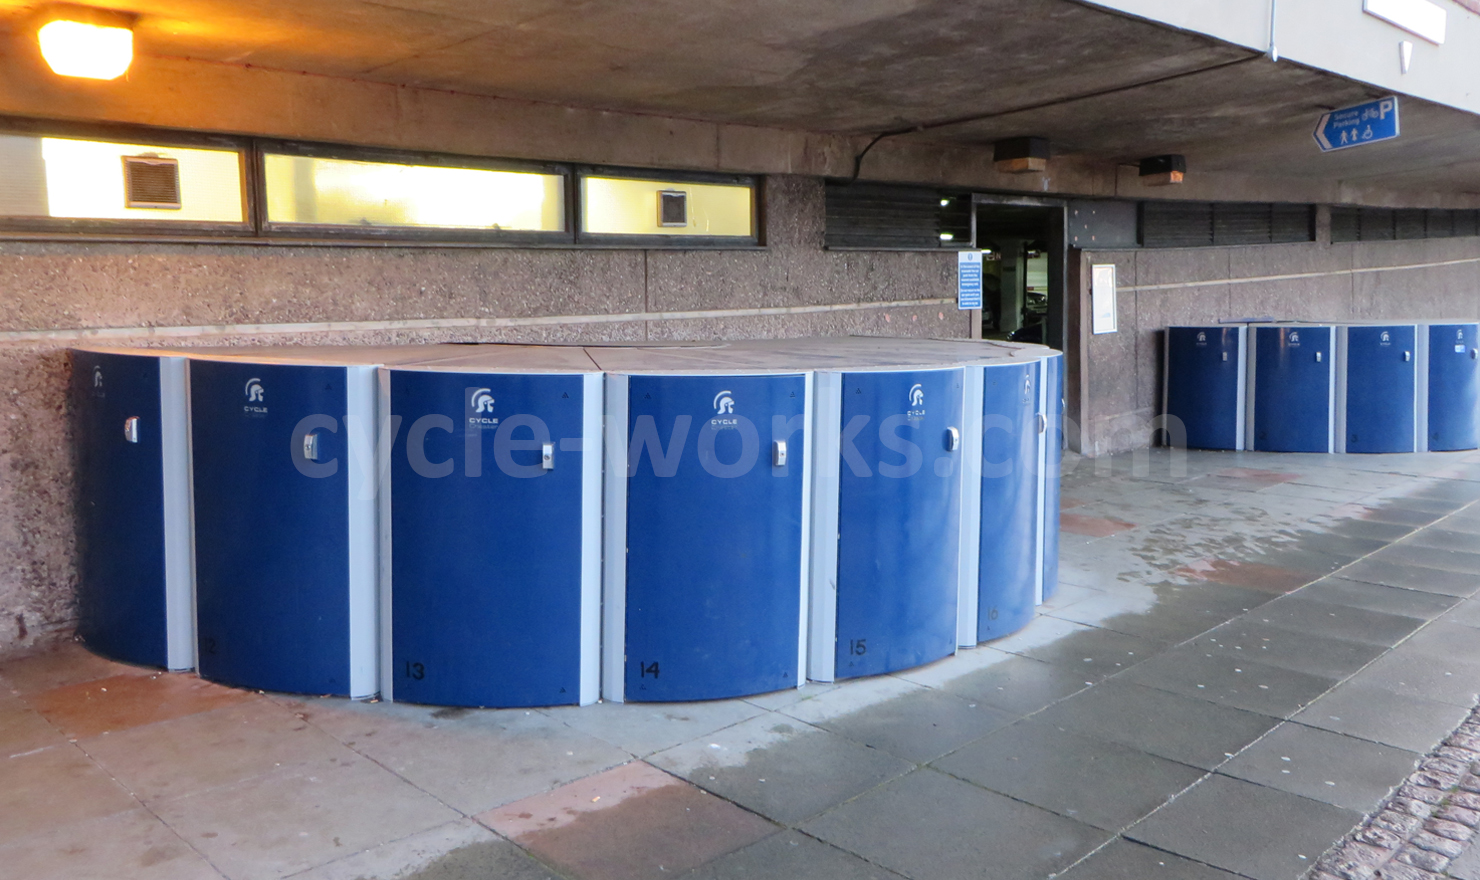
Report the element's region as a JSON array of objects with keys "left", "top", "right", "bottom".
[
  {"left": 1127, "top": 773, "right": 1360, "bottom": 880},
  {"left": 1218, "top": 722, "right": 1419, "bottom": 812},
  {"left": 1030, "top": 678, "right": 1280, "bottom": 770},
  {"left": 1056, "top": 838, "right": 1243, "bottom": 880},
  {"left": 1293, "top": 576, "right": 1458, "bottom": 620},
  {"left": 937, "top": 654, "right": 1092, "bottom": 715},
  {"left": 785, "top": 683, "right": 1015, "bottom": 764},
  {"left": 27, "top": 672, "right": 252, "bottom": 739},
  {"left": 1011, "top": 625, "right": 1164, "bottom": 681},
  {"left": 1443, "top": 596, "right": 1480, "bottom": 628},
  {"left": 282, "top": 820, "right": 545, "bottom": 880},
  {"left": 1117, "top": 645, "right": 1337, "bottom": 717},
  {"left": 0, "top": 807, "right": 225, "bottom": 880},
  {"left": 1370, "top": 542, "right": 1480, "bottom": 575},
  {"left": 1242, "top": 595, "right": 1425, "bottom": 645},
  {"left": 677, "top": 830, "right": 908, "bottom": 880},
  {"left": 538, "top": 697, "right": 766, "bottom": 757},
  {"left": 1291, "top": 680, "right": 1474, "bottom": 753},
  {"left": 933, "top": 720, "right": 1205, "bottom": 831},
  {"left": 1396, "top": 619, "right": 1480, "bottom": 663},
  {"left": 1451, "top": 840, "right": 1480, "bottom": 880},
  {"left": 481, "top": 762, "right": 776, "bottom": 880},
  {"left": 1339, "top": 557, "right": 1480, "bottom": 597},
  {"left": 1400, "top": 527, "right": 1480, "bottom": 553},
  {"left": 1188, "top": 619, "right": 1385, "bottom": 680},
  {"left": 801, "top": 768, "right": 1110, "bottom": 880},
  {"left": 0, "top": 743, "right": 139, "bottom": 847},
  {"left": 1344, "top": 647, "right": 1480, "bottom": 706},
  {"left": 648, "top": 713, "right": 912, "bottom": 824},
  {"left": 1051, "top": 583, "right": 1272, "bottom": 643}
]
